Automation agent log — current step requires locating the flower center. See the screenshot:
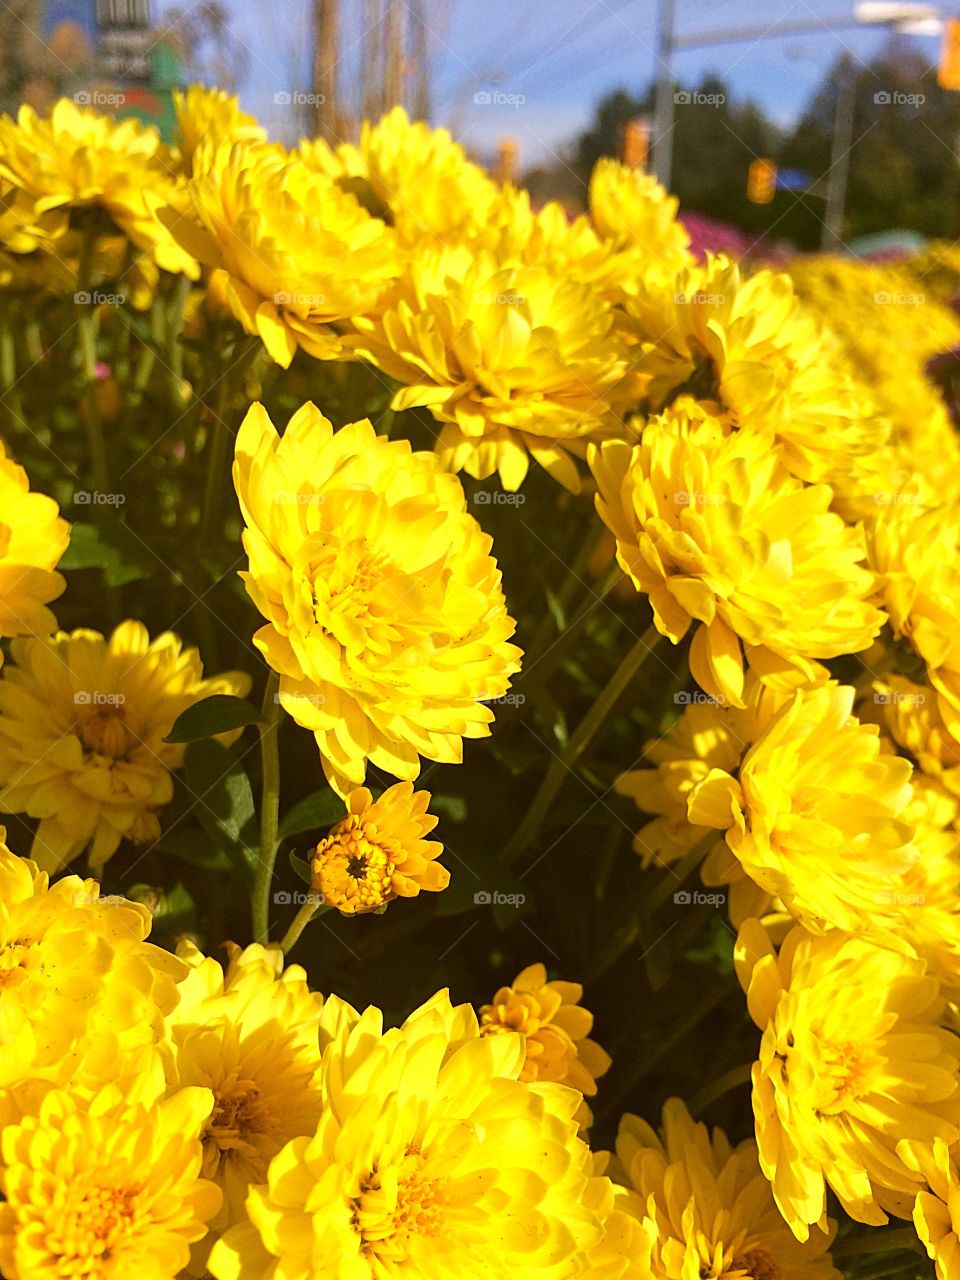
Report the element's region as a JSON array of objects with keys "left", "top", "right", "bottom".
[
  {"left": 728, "top": 1247, "right": 782, "bottom": 1280},
  {"left": 819, "top": 1038, "right": 876, "bottom": 1108},
  {"left": 311, "top": 817, "right": 397, "bottom": 914},
  {"left": 57, "top": 1183, "right": 140, "bottom": 1263},
  {"left": 353, "top": 1150, "right": 446, "bottom": 1264},
  {"left": 202, "top": 1072, "right": 267, "bottom": 1175},
  {"left": 79, "top": 706, "right": 135, "bottom": 759},
  {"left": 0, "top": 935, "right": 37, "bottom": 988}
]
